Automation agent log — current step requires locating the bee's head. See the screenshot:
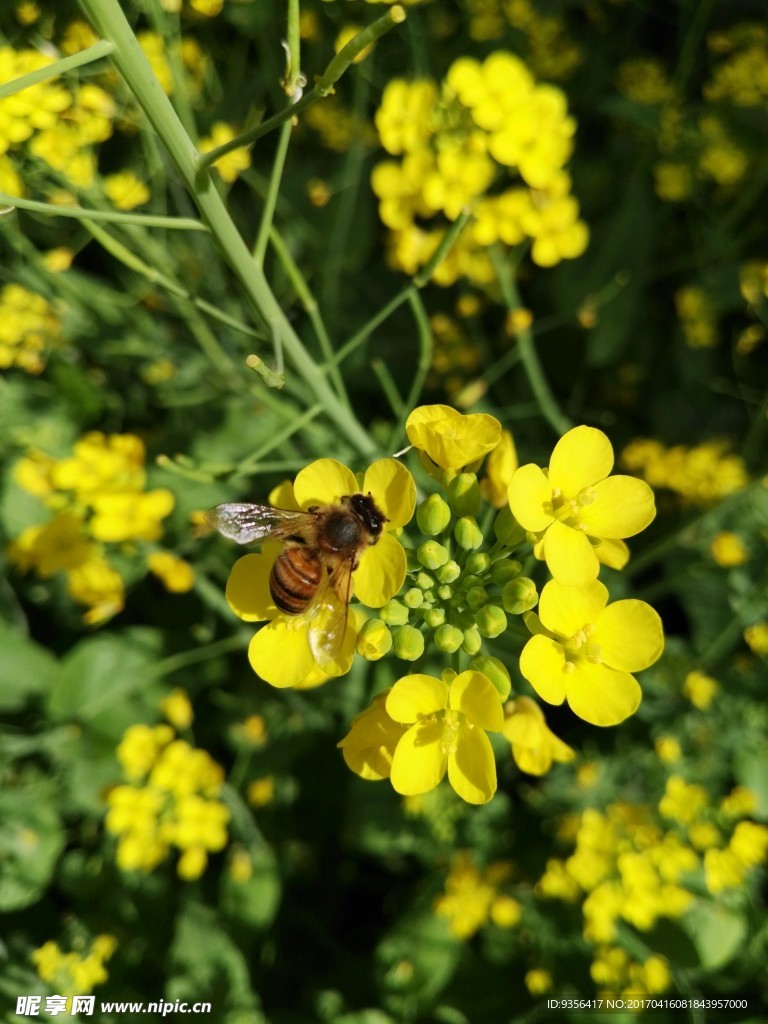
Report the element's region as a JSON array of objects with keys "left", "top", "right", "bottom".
[{"left": 345, "top": 493, "right": 387, "bottom": 538}]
